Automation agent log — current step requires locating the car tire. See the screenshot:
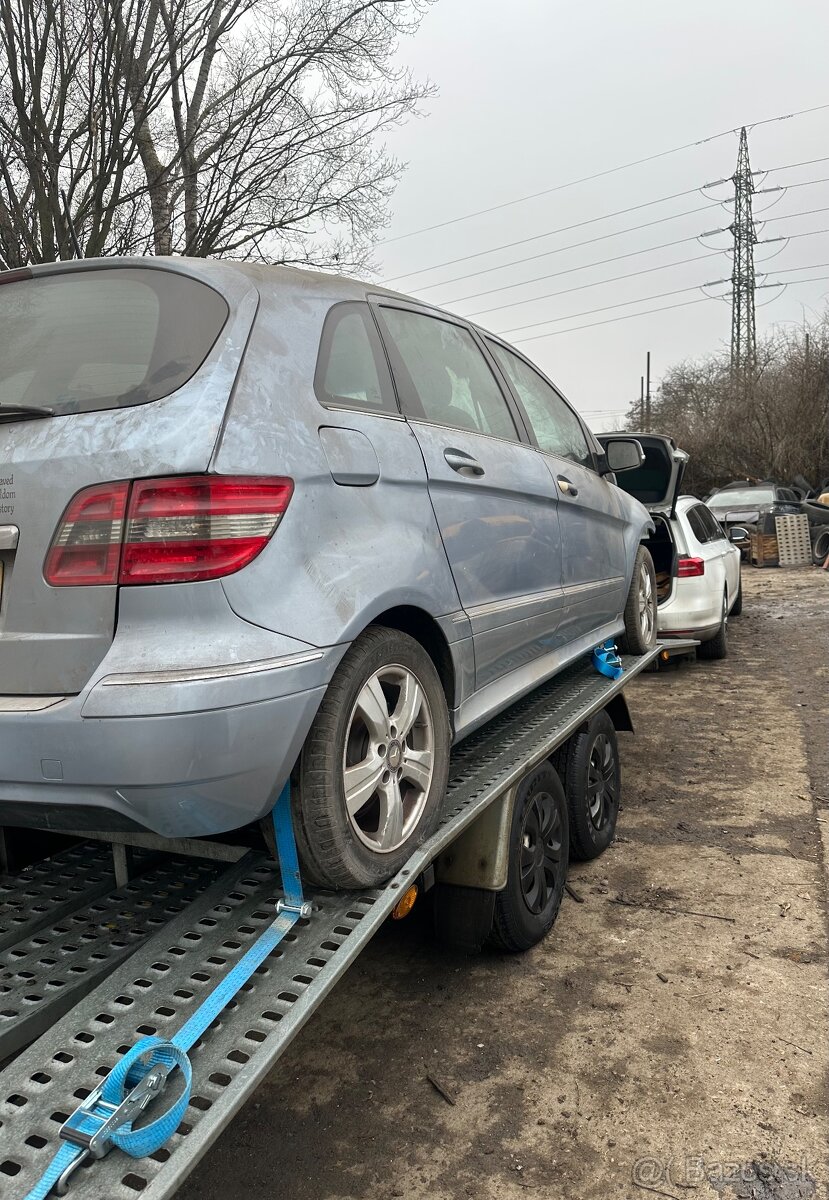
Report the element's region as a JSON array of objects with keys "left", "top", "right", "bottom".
[
  {"left": 811, "top": 525, "right": 829, "bottom": 565},
  {"left": 730, "top": 573, "right": 743, "bottom": 616},
  {"left": 619, "top": 545, "right": 657, "bottom": 655},
  {"left": 293, "top": 627, "right": 450, "bottom": 890},
  {"left": 489, "top": 763, "right": 569, "bottom": 953},
  {"left": 563, "top": 710, "right": 621, "bottom": 861},
  {"left": 697, "top": 591, "right": 728, "bottom": 661}
]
